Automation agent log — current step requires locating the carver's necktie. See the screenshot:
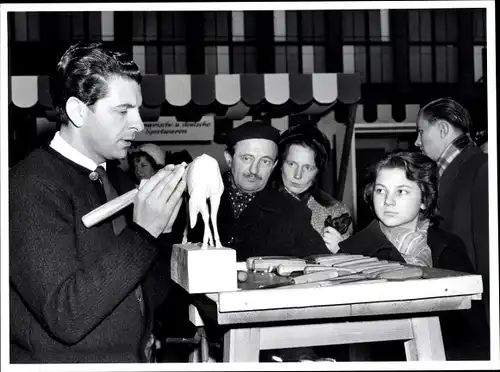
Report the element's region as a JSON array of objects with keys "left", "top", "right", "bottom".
[
  {"left": 90, "top": 167, "right": 144, "bottom": 325},
  {"left": 92, "top": 166, "right": 127, "bottom": 235}
]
